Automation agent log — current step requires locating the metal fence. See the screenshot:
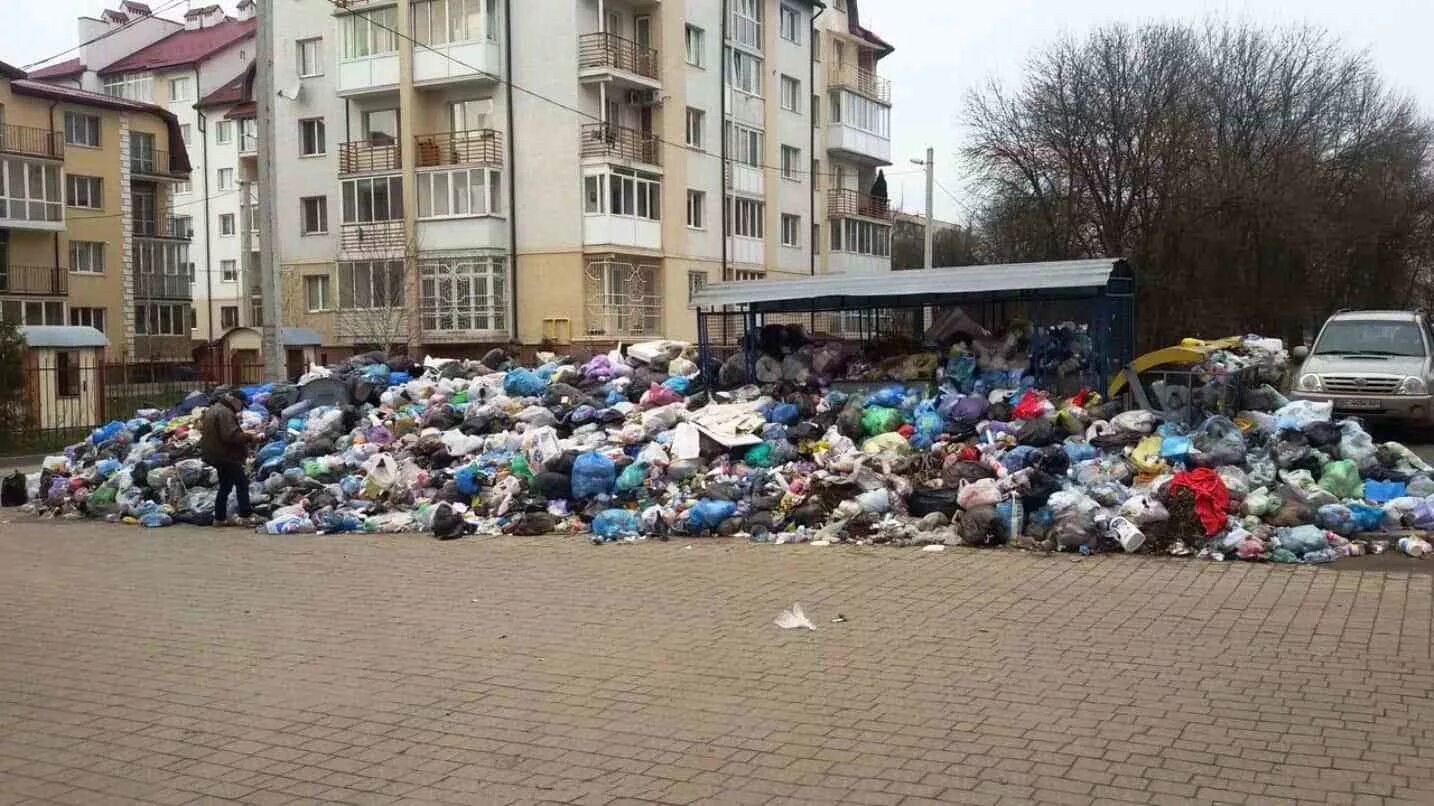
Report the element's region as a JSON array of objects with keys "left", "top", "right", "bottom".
[{"left": 1, "top": 356, "right": 269, "bottom": 456}]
